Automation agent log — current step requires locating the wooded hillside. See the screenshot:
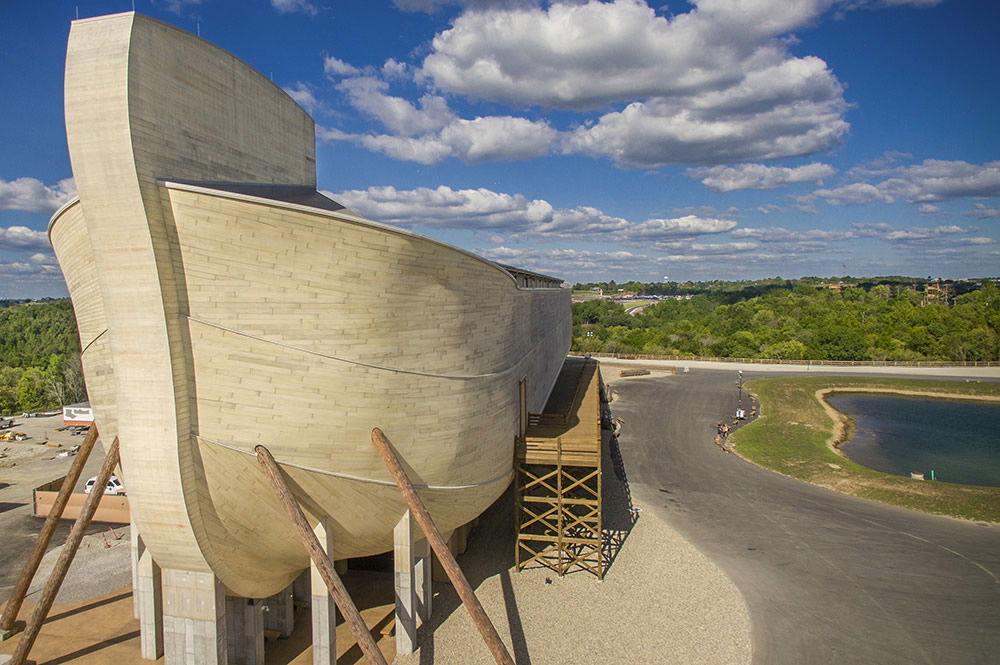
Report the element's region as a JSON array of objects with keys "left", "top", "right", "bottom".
[
  {"left": 573, "top": 281, "right": 1000, "bottom": 361},
  {"left": 0, "top": 300, "right": 85, "bottom": 414}
]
